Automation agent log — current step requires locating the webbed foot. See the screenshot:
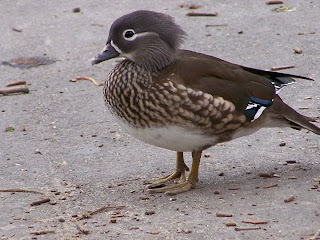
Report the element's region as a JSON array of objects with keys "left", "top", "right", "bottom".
[{"left": 147, "top": 151, "right": 202, "bottom": 195}]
